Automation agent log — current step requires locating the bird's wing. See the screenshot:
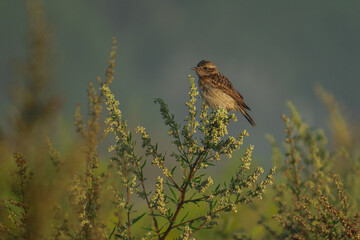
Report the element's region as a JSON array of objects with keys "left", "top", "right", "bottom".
[
  {"left": 205, "top": 74, "right": 251, "bottom": 110},
  {"left": 201, "top": 74, "right": 256, "bottom": 126}
]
